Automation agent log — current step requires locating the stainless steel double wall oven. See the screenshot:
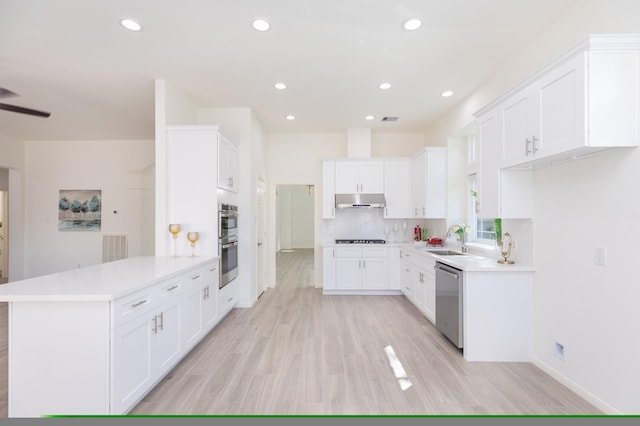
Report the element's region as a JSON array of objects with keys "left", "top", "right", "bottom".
[{"left": 218, "top": 203, "right": 238, "bottom": 288}]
